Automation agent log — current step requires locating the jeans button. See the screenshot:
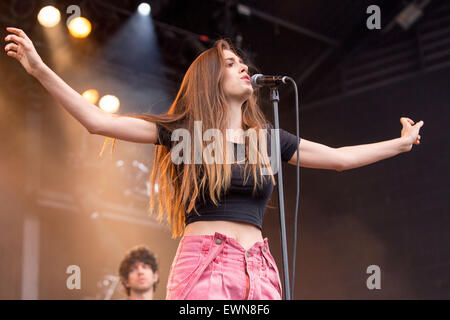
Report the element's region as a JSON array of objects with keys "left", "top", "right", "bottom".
[{"left": 215, "top": 238, "right": 222, "bottom": 245}]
